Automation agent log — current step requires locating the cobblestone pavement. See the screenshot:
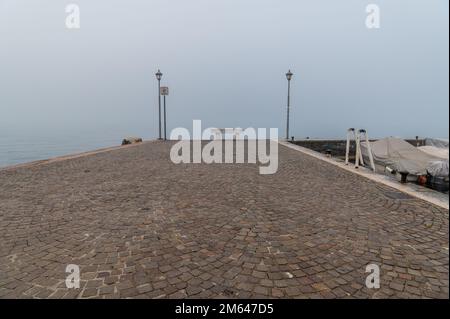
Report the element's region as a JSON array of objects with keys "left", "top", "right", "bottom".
[{"left": 0, "top": 141, "right": 448, "bottom": 299}]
